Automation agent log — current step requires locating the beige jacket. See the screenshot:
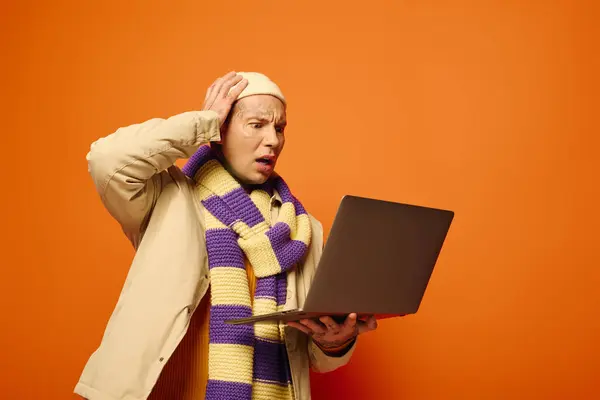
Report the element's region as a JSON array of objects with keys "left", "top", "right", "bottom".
[{"left": 74, "top": 110, "right": 355, "bottom": 400}]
